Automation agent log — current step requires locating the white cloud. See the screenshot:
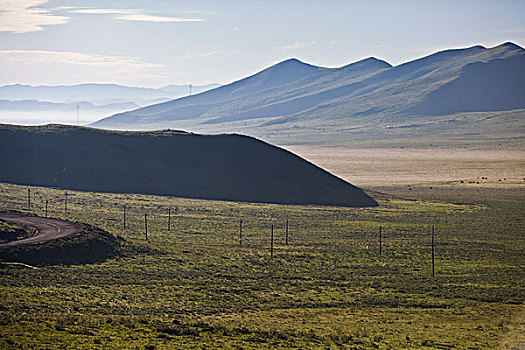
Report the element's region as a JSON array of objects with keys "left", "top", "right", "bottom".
[
  {"left": 281, "top": 41, "right": 317, "bottom": 50},
  {"left": 497, "top": 28, "right": 525, "bottom": 34},
  {"left": 0, "top": 50, "right": 163, "bottom": 85},
  {"left": 0, "top": 4, "right": 204, "bottom": 33},
  {"left": 0, "top": 50, "right": 160, "bottom": 69},
  {"left": 72, "top": 9, "right": 133, "bottom": 15},
  {"left": 72, "top": 8, "right": 203, "bottom": 23},
  {"left": 116, "top": 14, "right": 202, "bottom": 22},
  {"left": 173, "top": 50, "right": 225, "bottom": 62},
  {"left": 0, "top": 0, "right": 69, "bottom": 33}
]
